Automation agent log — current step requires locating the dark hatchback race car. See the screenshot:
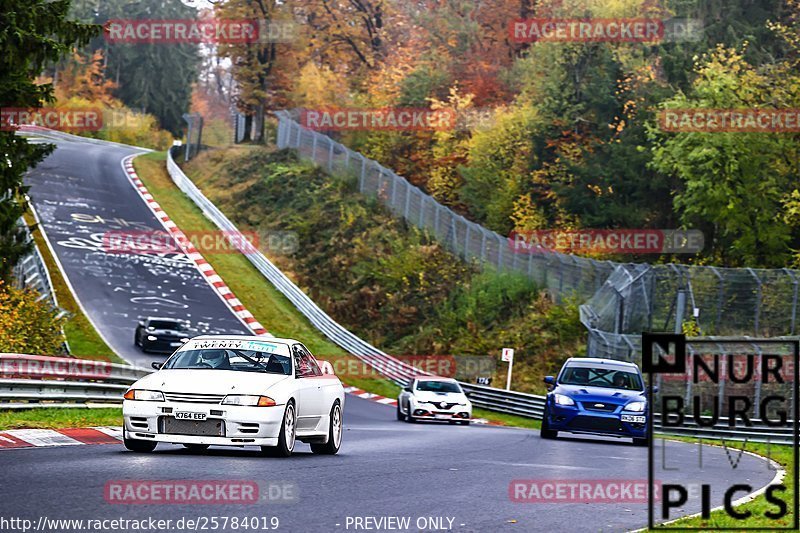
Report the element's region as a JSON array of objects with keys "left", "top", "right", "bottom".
[
  {"left": 540, "top": 357, "right": 649, "bottom": 446},
  {"left": 134, "top": 317, "right": 192, "bottom": 354}
]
